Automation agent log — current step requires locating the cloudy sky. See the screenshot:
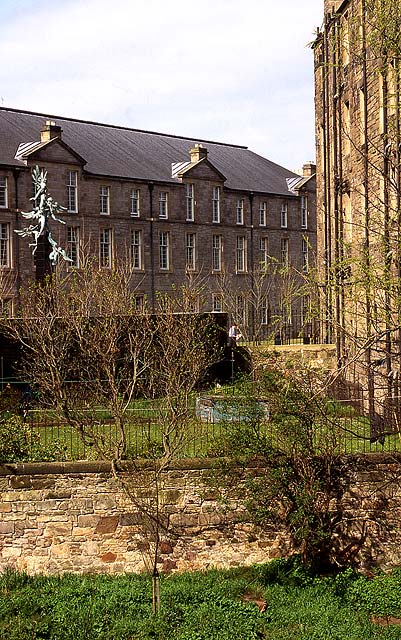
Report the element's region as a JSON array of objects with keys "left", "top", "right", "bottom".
[{"left": 0, "top": 0, "right": 323, "bottom": 171}]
